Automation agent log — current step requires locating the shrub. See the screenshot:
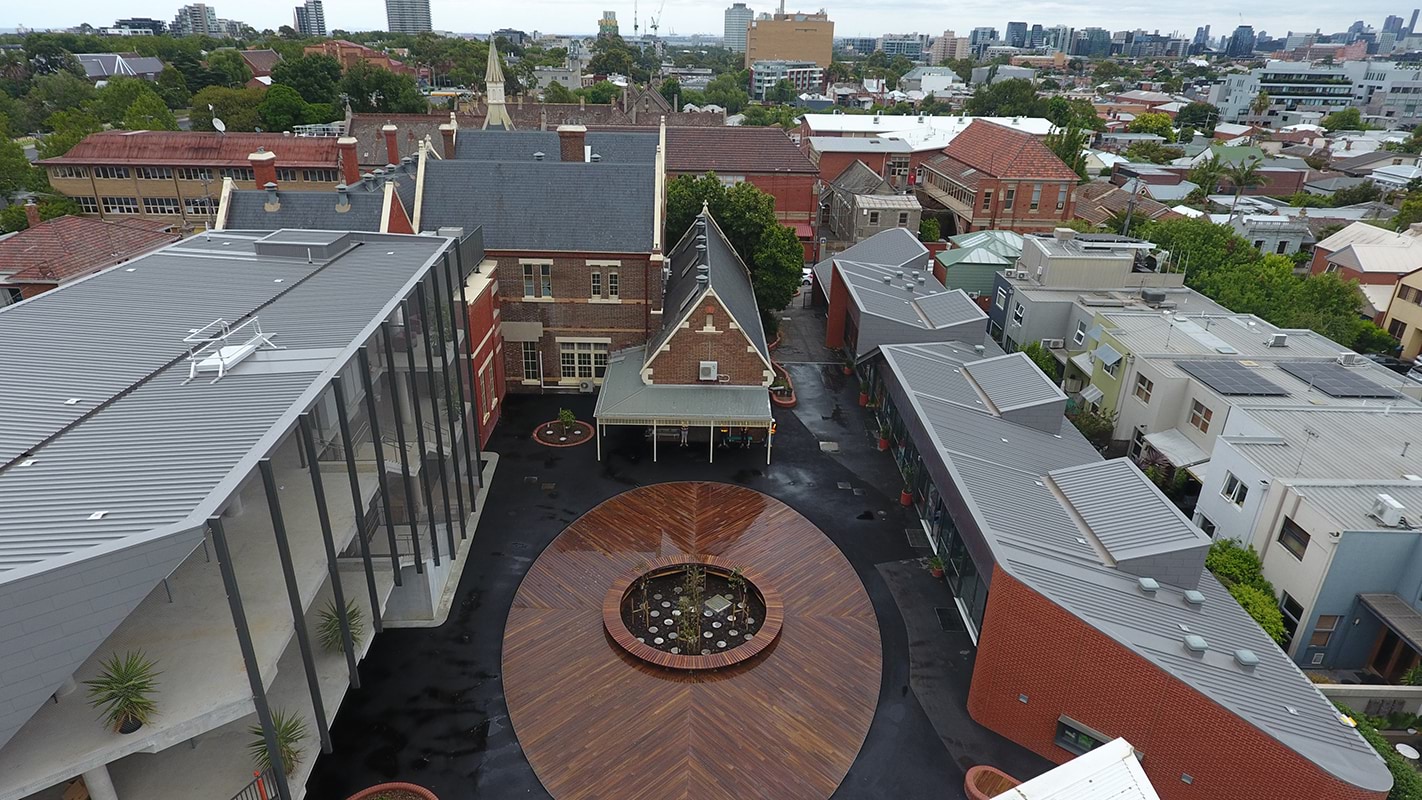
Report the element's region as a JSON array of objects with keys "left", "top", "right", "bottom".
[
  {"left": 1227, "top": 583, "right": 1287, "bottom": 645},
  {"left": 1337, "top": 703, "right": 1422, "bottom": 800},
  {"left": 1204, "top": 539, "right": 1272, "bottom": 593}
]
